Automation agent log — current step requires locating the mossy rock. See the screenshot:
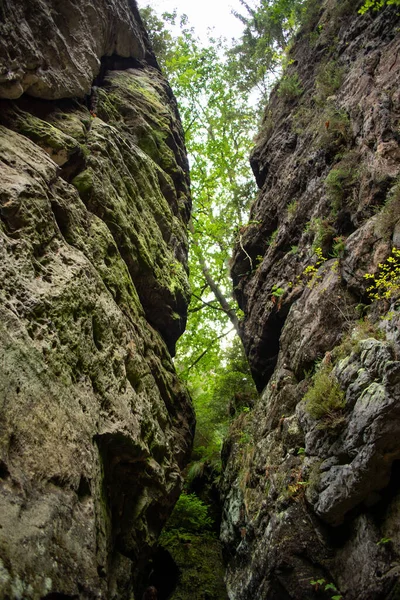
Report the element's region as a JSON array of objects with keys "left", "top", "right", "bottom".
[
  {"left": 14, "top": 109, "right": 84, "bottom": 165},
  {"left": 72, "top": 169, "right": 94, "bottom": 201}
]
